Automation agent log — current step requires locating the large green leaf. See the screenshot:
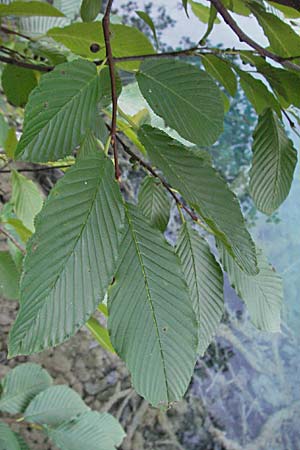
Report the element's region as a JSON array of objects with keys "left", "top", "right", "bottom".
[
  {"left": 201, "top": 54, "right": 237, "bottom": 97},
  {"left": 11, "top": 170, "right": 43, "bottom": 232},
  {"left": 138, "top": 176, "right": 171, "bottom": 232},
  {"left": 15, "top": 59, "right": 101, "bottom": 162},
  {"left": 249, "top": 109, "right": 297, "bottom": 215},
  {"left": 0, "top": 363, "right": 52, "bottom": 414},
  {"left": 0, "top": 251, "right": 20, "bottom": 300},
  {"left": 108, "top": 203, "right": 198, "bottom": 406},
  {"left": 0, "top": 1, "right": 64, "bottom": 16},
  {"left": 251, "top": 4, "right": 300, "bottom": 57},
  {"left": 0, "top": 422, "right": 21, "bottom": 450},
  {"left": 139, "top": 126, "right": 257, "bottom": 275},
  {"left": 220, "top": 246, "right": 282, "bottom": 332},
  {"left": 8, "top": 152, "right": 124, "bottom": 357},
  {"left": 136, "top": 59, "right": 224, "bottom": 147},
  {"left": 24, "top": 385, "right": 89, "bottom": 426},
  {"left": 47, "top": 411, "right": 125, "bottom": 450},
  {"left": 176, "top": 222, "right": 224, "bottom": 355},
  {"left": 2, "top": 66, "right": 37, "bottom": 108}
]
